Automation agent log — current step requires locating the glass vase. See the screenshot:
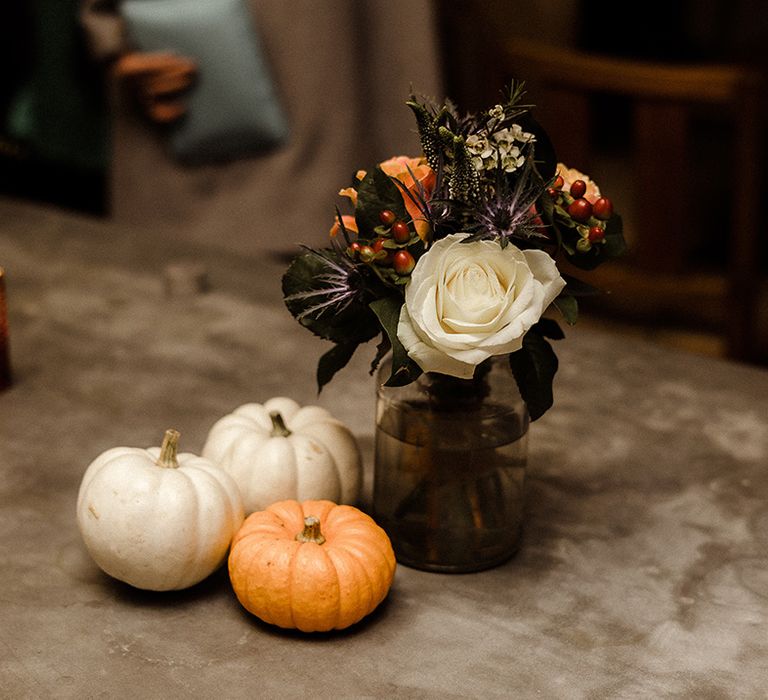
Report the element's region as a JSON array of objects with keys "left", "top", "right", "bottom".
[{"left": 373, "top": 356, "right": 529, "bottom": 573}]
